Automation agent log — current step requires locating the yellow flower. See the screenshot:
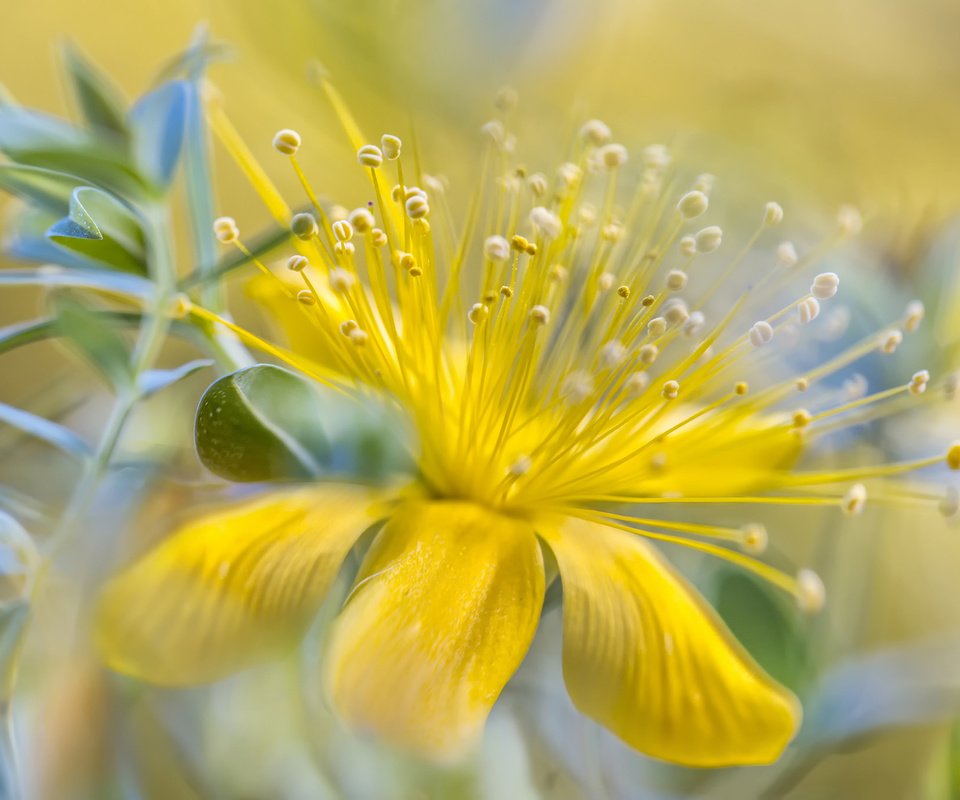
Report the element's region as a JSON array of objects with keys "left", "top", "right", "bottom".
[{"left": 95, "top": 83, "right": 956, "bottom": 767}]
